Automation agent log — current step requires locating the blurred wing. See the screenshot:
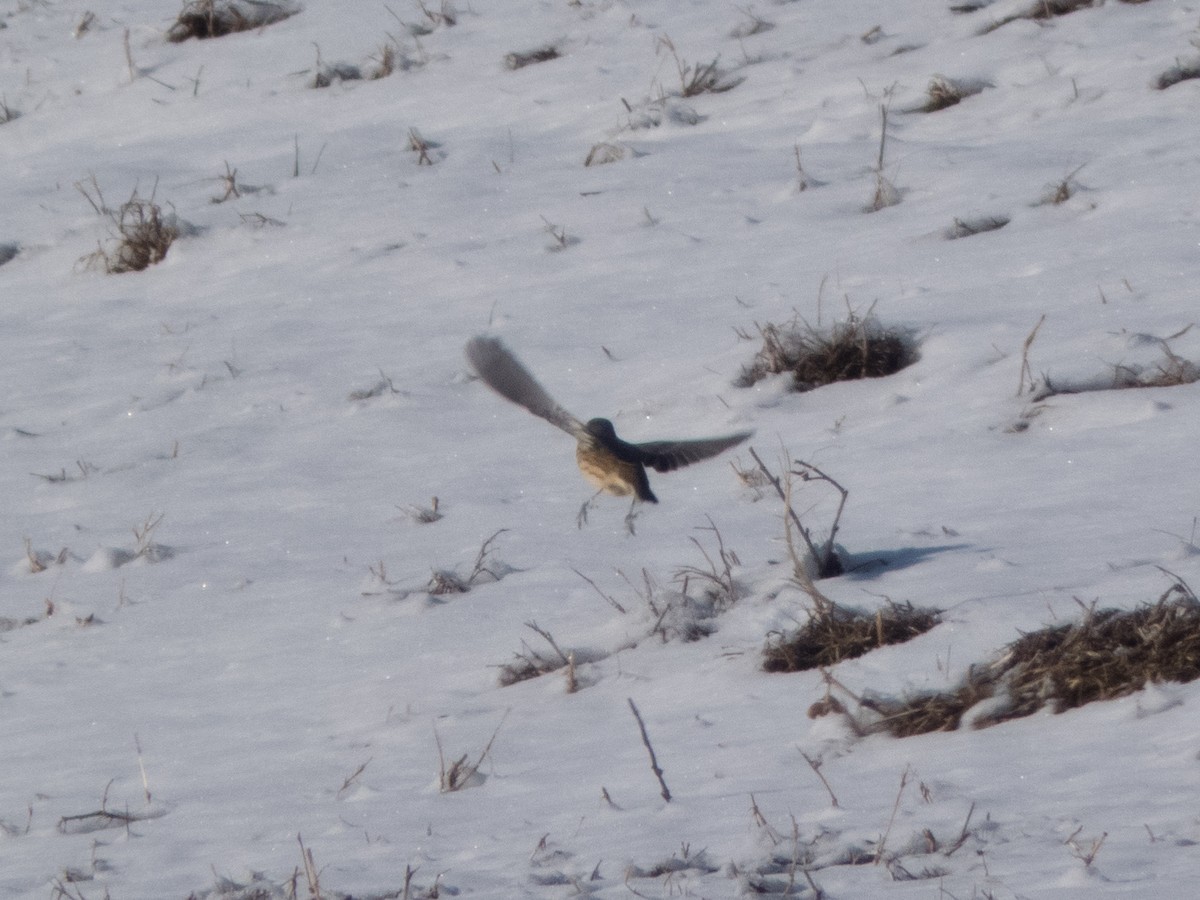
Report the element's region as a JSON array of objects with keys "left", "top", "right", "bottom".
[
  {"left": 465, "top": 336, "right": 583, "bottom": 437},
  {"left": 634, "top": 430, "right": 754, "bottom": 473}
]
